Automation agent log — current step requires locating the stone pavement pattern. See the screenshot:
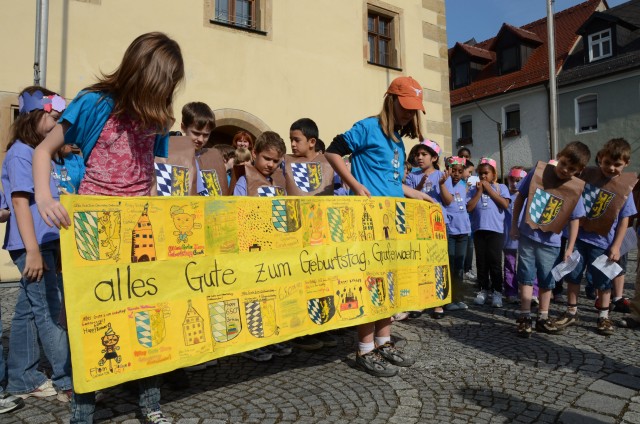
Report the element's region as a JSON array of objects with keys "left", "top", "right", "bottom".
[{"left": 2, "top": 252, "right": 640, "bottom": 423}]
